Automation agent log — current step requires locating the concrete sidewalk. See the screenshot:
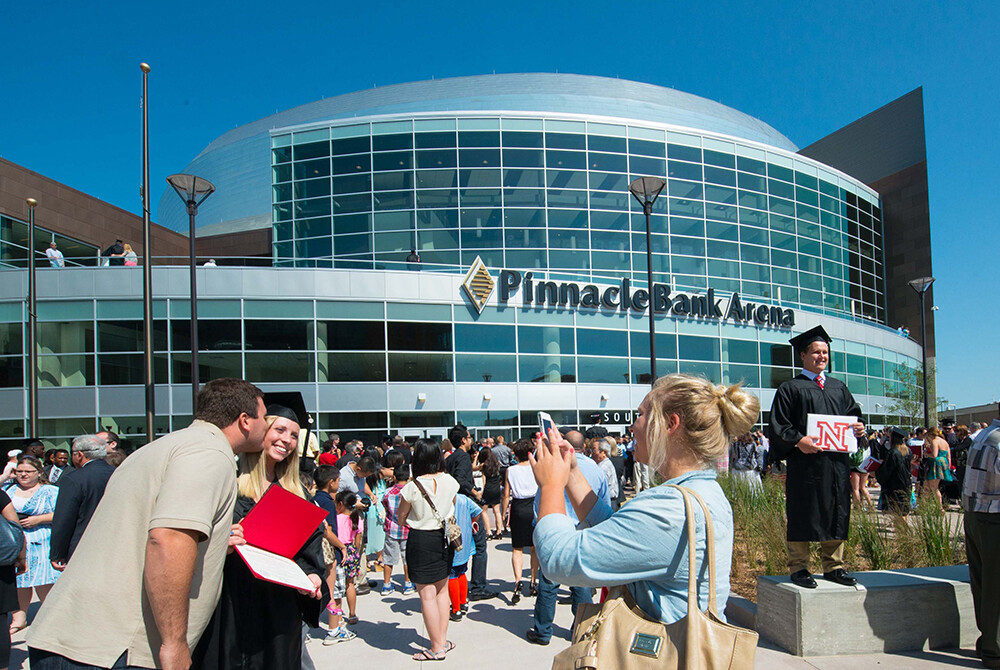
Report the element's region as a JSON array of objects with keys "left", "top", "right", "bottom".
[{"left": 9, "top": 536, "right": 983, "bottom": 668}]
